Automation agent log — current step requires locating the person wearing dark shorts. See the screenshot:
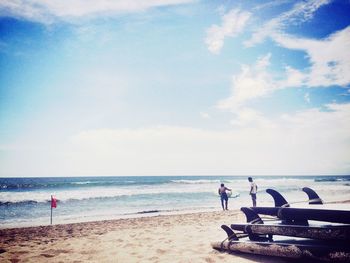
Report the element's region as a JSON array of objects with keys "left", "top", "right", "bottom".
[{"left": 218, "top": 183, "right": 231, "bottom": 210}]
